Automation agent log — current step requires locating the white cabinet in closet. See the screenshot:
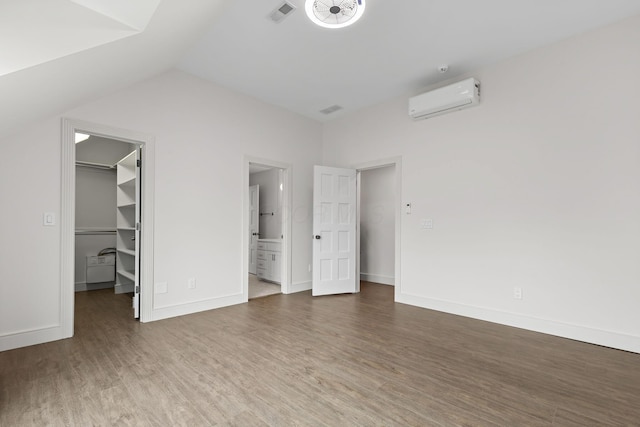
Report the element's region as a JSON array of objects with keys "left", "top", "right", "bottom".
[
  {"left": 256, "top": 239, "right": 281, "bottom": 284},
  {"left": 115, "top": 151, "right": 138, "bottom": 294}
]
